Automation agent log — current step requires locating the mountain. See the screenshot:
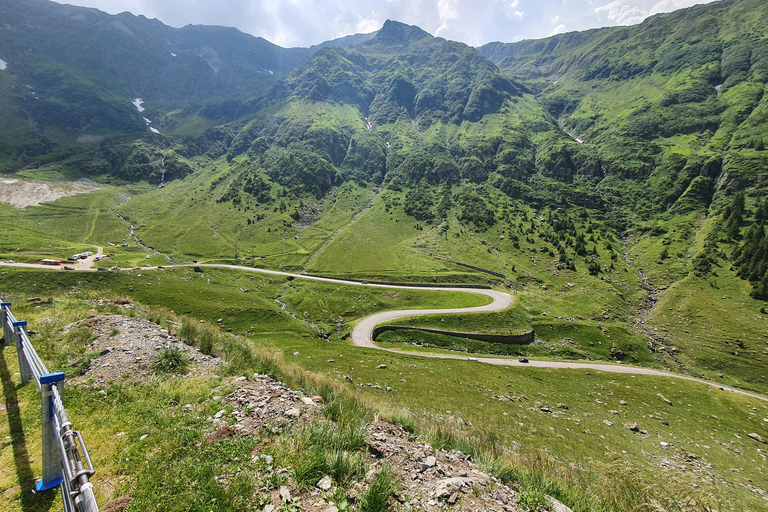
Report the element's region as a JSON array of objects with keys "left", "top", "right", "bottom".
[{"left": 1, "top": 0, "right": 768, "bottom": 398}]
